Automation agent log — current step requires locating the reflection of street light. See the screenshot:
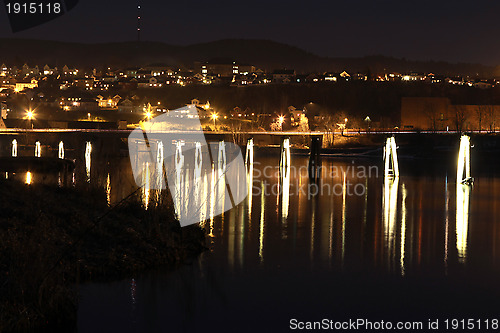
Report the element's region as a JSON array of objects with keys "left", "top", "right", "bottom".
[
  {"left": 211, "top": 112, "right": 219, "bottom": 130},
  {"left": 364, "top": 116, "right": 371, "bottom": 132}
]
